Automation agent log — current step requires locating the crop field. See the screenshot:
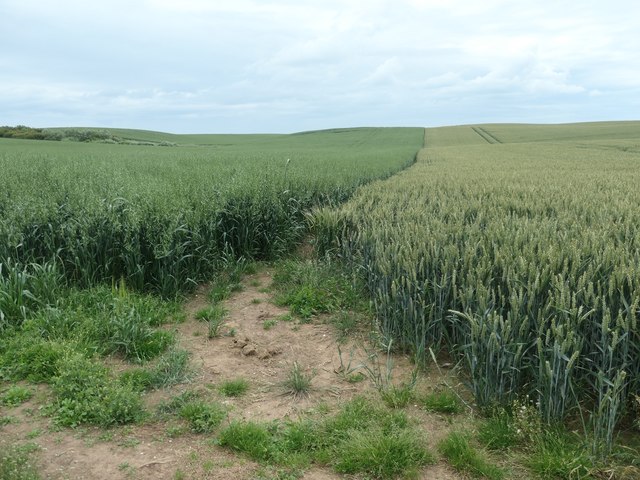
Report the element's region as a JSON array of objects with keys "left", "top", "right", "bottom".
[
  {"left": 0, "top": 127, "right": 422, "bottom": 300},
  {"left": 315, "top": 122, "right": 640, "bottom": 460},
  {"left": 2, "top": 122, "right": 640, "bottom": 479}
]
